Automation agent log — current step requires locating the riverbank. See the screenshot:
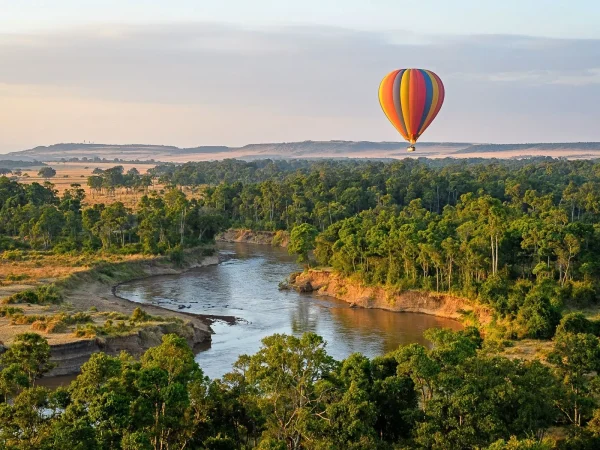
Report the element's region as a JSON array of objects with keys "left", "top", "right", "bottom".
[
  {"left": 290, "top": 269, "right": 493, "bottom": 324},
  {"left": 217, "top": 229, "right": 289, "bottom": 247},
  {"left": 0, "top": 248, "right": 227, "bottom": 376}
]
